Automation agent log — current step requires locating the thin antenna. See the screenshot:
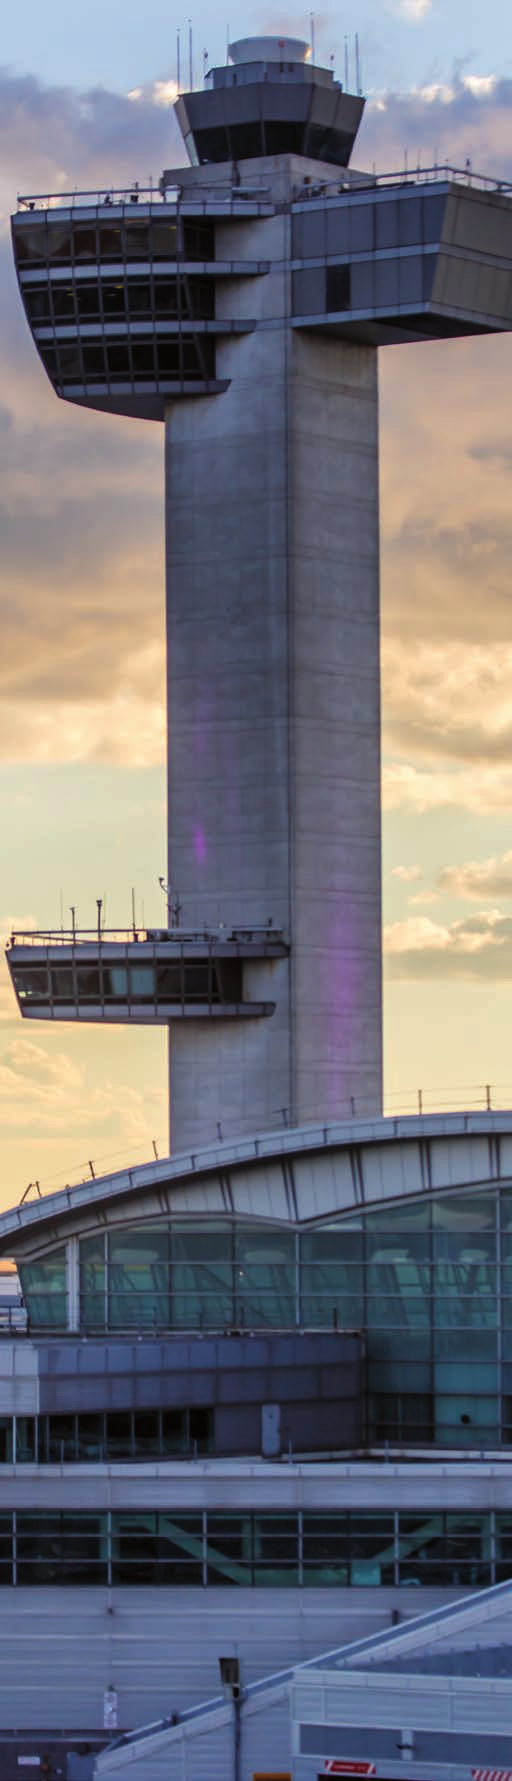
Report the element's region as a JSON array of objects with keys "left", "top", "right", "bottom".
[
  {"left": 188, "top": 19, "right": 193, "bottom": 89},
  {"left": 355, "top": 31, "right": 361, "bottom": 95},
  {"left": 310, "top": 11, "right": 316, "bottom": 61},
  {"left": 344, "top": 35, "right": 349, "bottom": 88},
  {"left": 177, "top": 28, "right": 181, "bottom": 93},
  {"left": 203, "top": 47, "right": 208, "bottom": 81},
  {"left": 131, "top": 887, "right": 137, "bottom": 935}
]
